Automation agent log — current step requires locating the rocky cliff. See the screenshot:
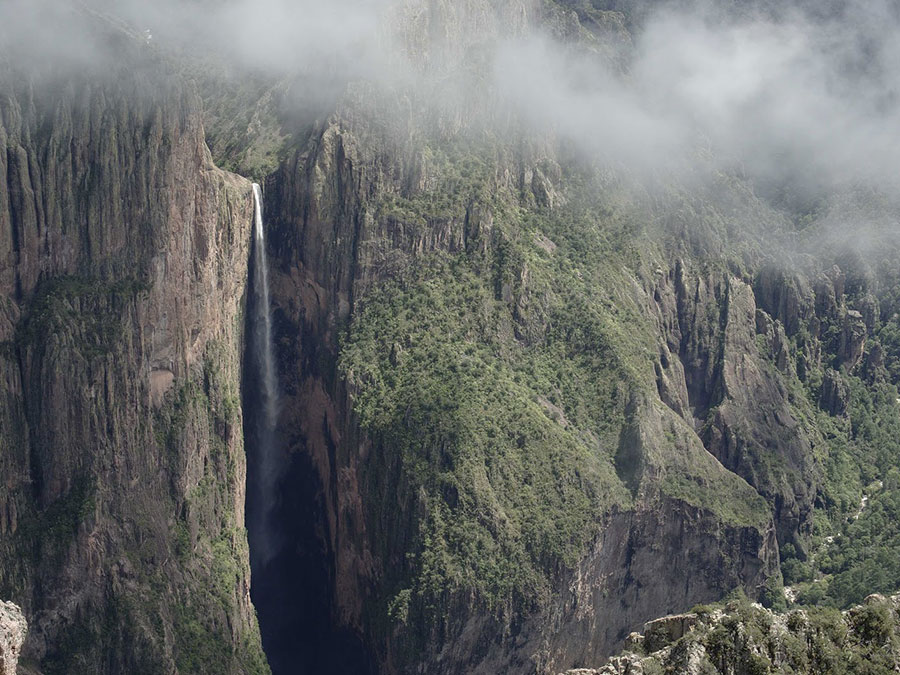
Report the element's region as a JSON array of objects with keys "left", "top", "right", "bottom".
[
  {"left": 3, "top": 1, "right": 900, "bottom": 674},
  {"left": 240, "top": 2, "right": 900, "bottom": 672},
  {"left": 0, "top": 12, "right": 266, "bottom": 674},
  {"left": 256, "top": 113, "right": 787, "bottom": 673},
  {"left": 570, "top": 592, "right": 900, "bottom": 674},
  {"left": 240, "top": 3, "right": 784, "bottom": 671}
]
